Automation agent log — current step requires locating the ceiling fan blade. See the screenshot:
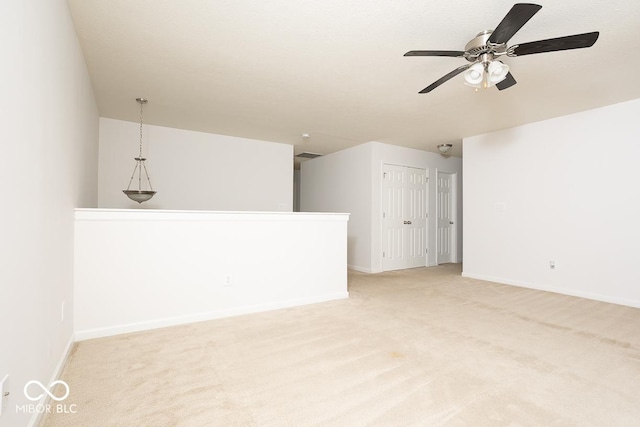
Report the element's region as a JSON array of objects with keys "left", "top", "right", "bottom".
[
  {"left": 496, "top": 72, "right": 517, "bottom": 90},
  {"left": 419, "top": 64, "right": 473, "bottom": 93},
  {"left": 488, "top": 3, "right": 542, "bottom": 45},
  {"left": 404, "top": 50, "right": 465, "bottom": 57},
  {"left": 510, "top": 31, "right": 599, "bottom": 56}
]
